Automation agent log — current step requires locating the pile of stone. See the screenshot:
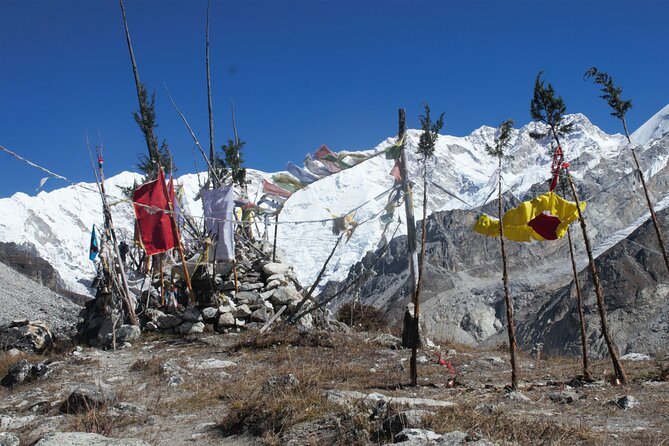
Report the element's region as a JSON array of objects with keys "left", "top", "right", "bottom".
[{"left": 76, "top": 239, "right": 339, "bottom": 347}]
